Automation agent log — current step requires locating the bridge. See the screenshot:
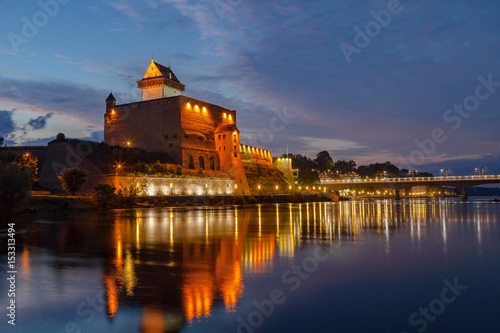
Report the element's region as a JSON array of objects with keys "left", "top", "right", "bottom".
[{"left": 321, "top": 175, "right": 500, "bottom": 200}]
